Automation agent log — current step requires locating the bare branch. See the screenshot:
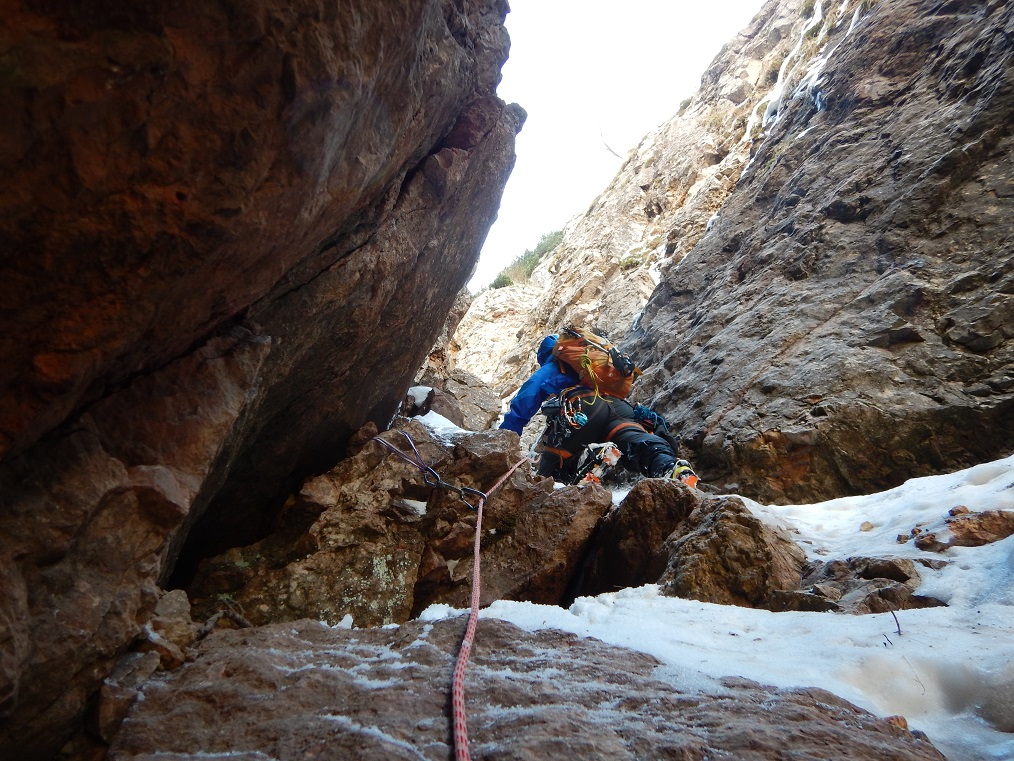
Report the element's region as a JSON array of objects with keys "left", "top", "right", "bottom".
[
  {"left": 890, "top": 608, "right": 902, "bottom": 636},
  {"left": 599, "top": 127, "right": 623, "bottom": 159}
]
